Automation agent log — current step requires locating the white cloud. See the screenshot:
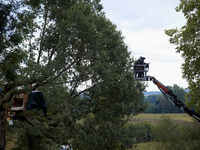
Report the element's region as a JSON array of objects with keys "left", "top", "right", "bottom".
[
  {"left": 125, "top": 29, "right": 187, "bottom": 91},
  {"left": 101, "top": 0, "right": 188, "bottom": 91}
]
